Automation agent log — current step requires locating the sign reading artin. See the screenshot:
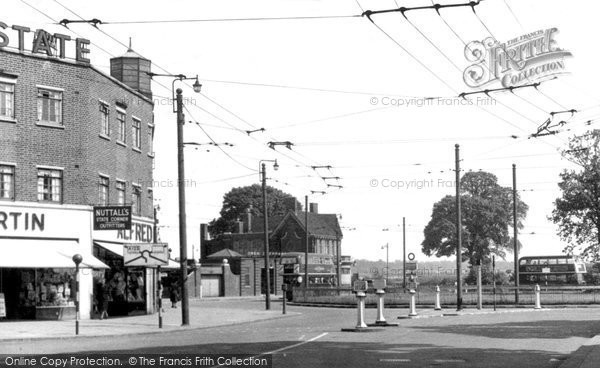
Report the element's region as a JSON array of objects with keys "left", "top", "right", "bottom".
[
  {"left": 93, "top": 206, "right": 132, "bottom": 231},
  {"left": 0, "top": 22, "right": 91, "bottom": 63}
]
